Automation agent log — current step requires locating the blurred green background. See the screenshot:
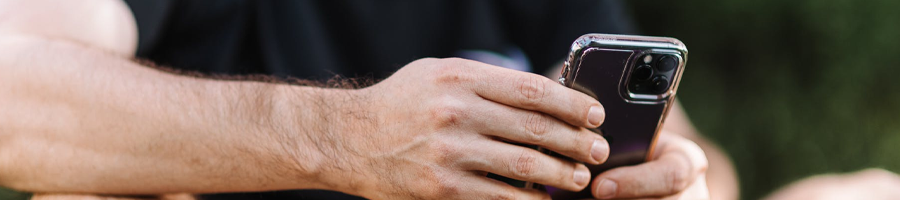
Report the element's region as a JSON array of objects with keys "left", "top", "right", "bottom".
[
  {"left": 0, "top": 188, "right": 28, "bottom": 200},
  {"left": 629, "top": 0, "right": 900, "bottom": 199},
  {"left": 2, "top": 1, "right": 899, "bottom": 200}
]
